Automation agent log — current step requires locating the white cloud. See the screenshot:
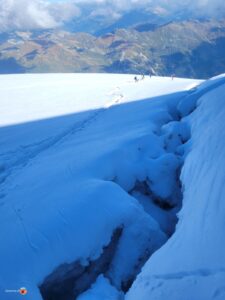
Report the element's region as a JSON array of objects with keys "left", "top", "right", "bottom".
[
  {"left": 74, "top": 0, "right": 225, "bottom": 15},
  {"left": 0, "top": 0, "right": 80, "bottom": 31},
  {"left": 48, "top": 2, "right": 80, "bottom": 23},
  {"left": 0, "top": 0, "right": 224, "bottom": 32},
  {"left": 74, "top": 0, "right": 151, "bottom": 11}
]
